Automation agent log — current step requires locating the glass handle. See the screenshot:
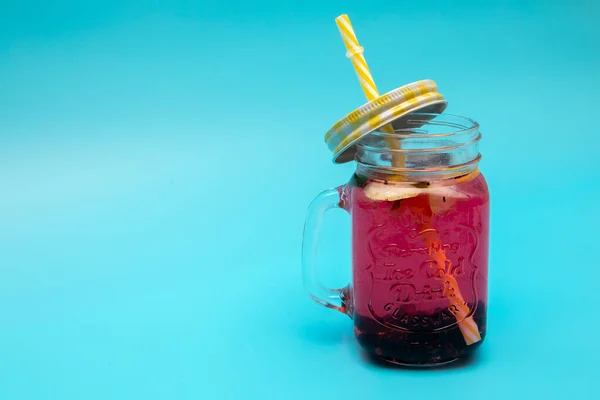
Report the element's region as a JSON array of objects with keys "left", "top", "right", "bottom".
[{"left": 301, "top": 186, "right": 350, "bottom": 315}]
